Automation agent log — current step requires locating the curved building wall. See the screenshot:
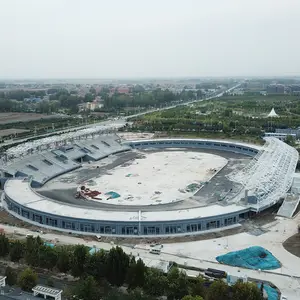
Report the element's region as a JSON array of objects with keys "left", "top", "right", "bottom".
[
  {"left": 124, "top": 138, "right": 260, "bottom": 157},
  {"left": 3, "top": 194, "right": 251, "bottom": 237},
  {"left": 2, "top": 138, "right": 261, "bottom": 237}
]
